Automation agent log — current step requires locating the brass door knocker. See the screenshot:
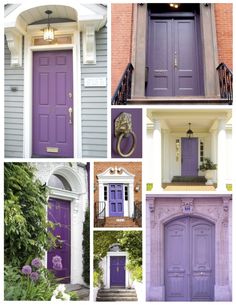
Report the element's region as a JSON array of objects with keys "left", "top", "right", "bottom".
[{"left": 115, "top": 112, "right": 137, "bottom": 157}]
